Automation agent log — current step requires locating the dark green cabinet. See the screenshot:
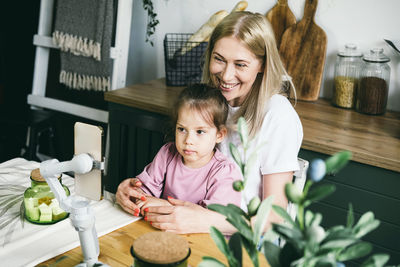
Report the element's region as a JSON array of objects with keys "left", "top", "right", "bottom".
[
  {"left": 105, "top": 103, "right": 167, "bottom": 193},
  {"left": 300, "top": 149, "right": 400, "bottom": 265}
]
